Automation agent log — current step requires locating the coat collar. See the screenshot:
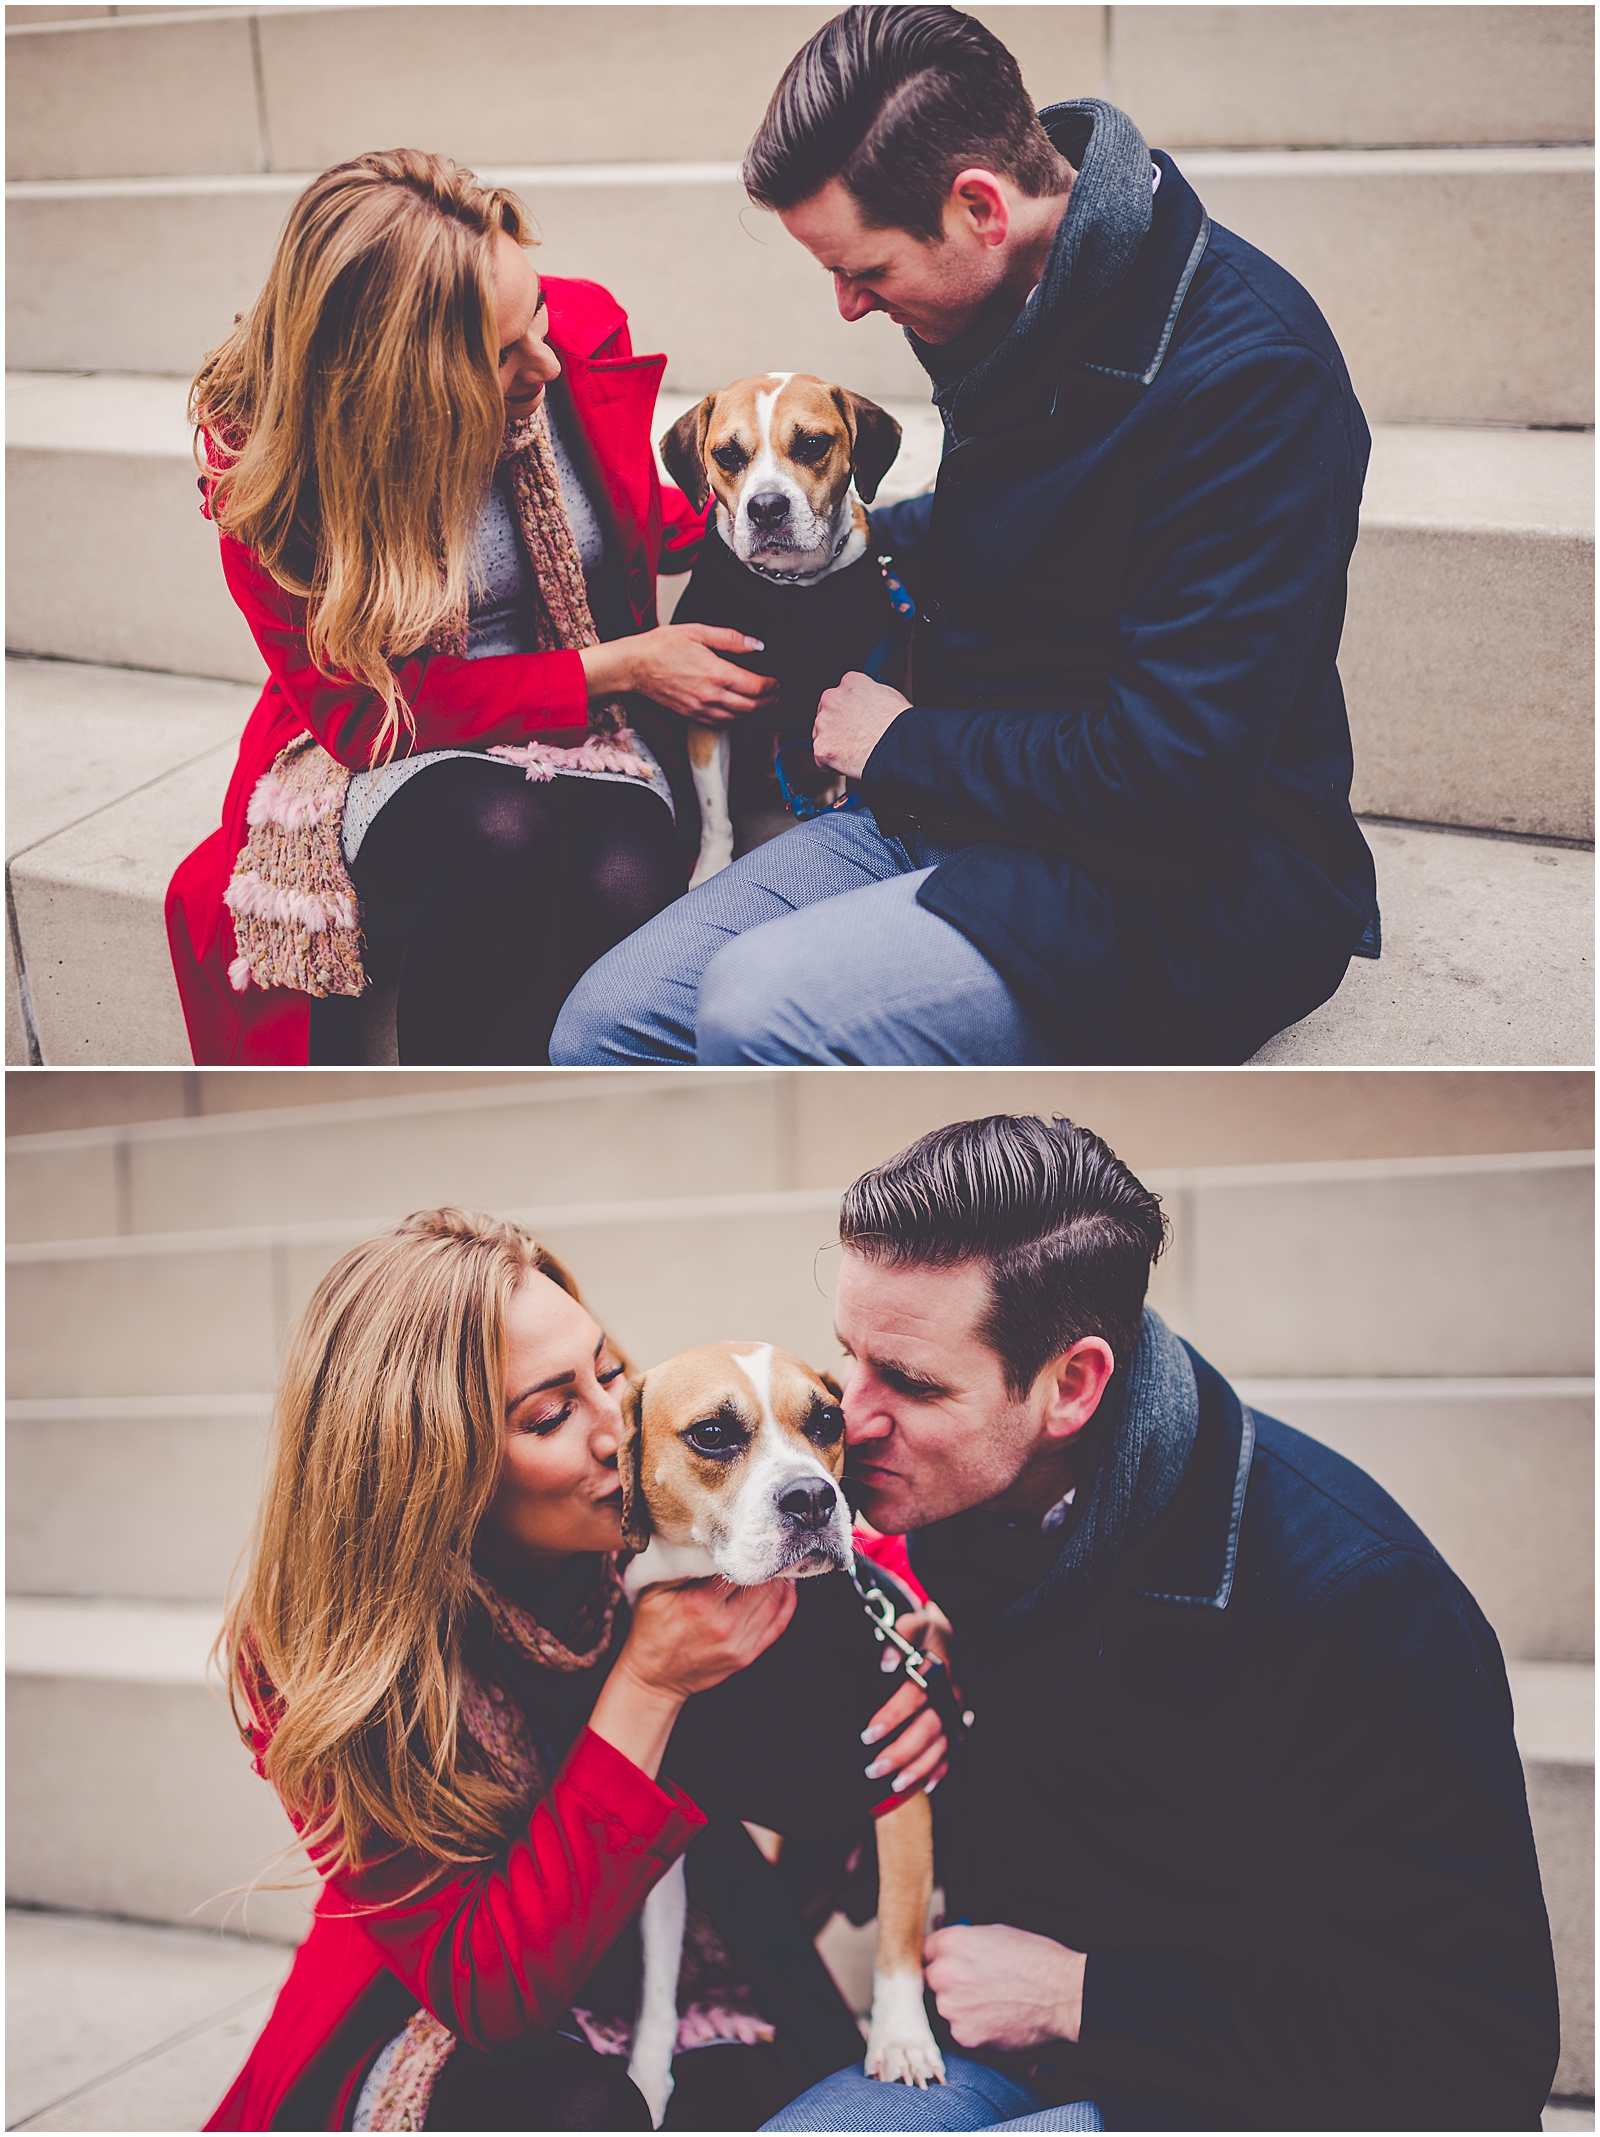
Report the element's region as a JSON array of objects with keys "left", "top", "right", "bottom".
[
  {"left": 1054, "top": 151, "right": 1210, "bottom": 396},
  {"left": 1116, "top": 1341, "right": 1254, "bottom": 1611}
]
